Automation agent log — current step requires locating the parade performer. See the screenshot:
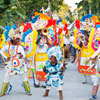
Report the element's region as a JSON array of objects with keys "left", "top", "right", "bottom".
[
  {"left": 85, "top": 25, "right": 100, "bottom": 100},
  {"left": 34, "top": 28, "right": 52, "bottom": 88},
  {"left": 27, "top": 10, "right": 67, "bottom": 88},
  {"left": 43, "top": 46, "right": 65, "bottom": 100},
  {"left": 73, "top": 14, "right": 99, "bottom": 84},
  {"left": 74, "top": 30, "right": 90, "bottom": 84},
  {"left": 0, "top": 27, "right": 32, "bottom": 96},
  {"left": 56, "top": 18, "right": 69, "bottom": 61},
  {"left": 86, "top": 56, "right": 99, "bottom": 100}
]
